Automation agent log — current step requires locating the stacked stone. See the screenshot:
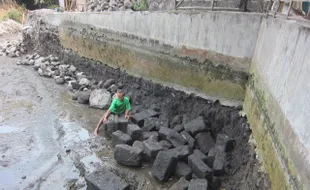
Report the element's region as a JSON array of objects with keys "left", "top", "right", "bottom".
[
  {"left": 86, "top": 0, "right": 134, "bottom": 12},
  {"left": 109, "top": 109, "right": 236, "bottom": 189},
  {"left": 0, "top": 40, "right": 27, "bottom": 57},
  {"left": 16, "top": 53, "right": 120, "bottom": 109}
]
